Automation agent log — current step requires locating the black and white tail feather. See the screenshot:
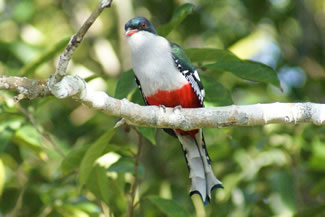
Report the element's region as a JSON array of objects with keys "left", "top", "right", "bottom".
[{"left": 176, "top": 130, "right": 223, "bottom": 204}]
